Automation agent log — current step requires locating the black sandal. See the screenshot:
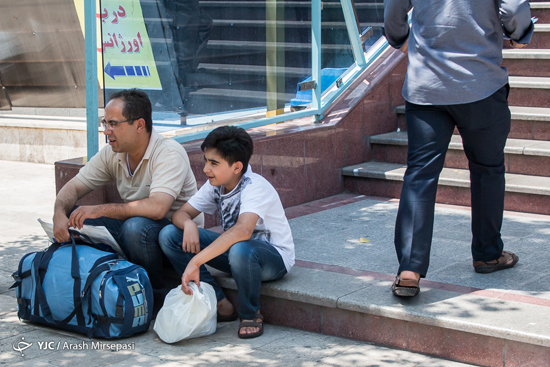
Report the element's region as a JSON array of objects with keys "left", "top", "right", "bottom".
[
  {"left": 473, "top": 251, "right": 519, "bottom": 274},
  {"left": 238, "top": 313, "right": 264, "bottom": 339},
  {"left": 391, "top": 276, "right": 420, "bottom": 297}
]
